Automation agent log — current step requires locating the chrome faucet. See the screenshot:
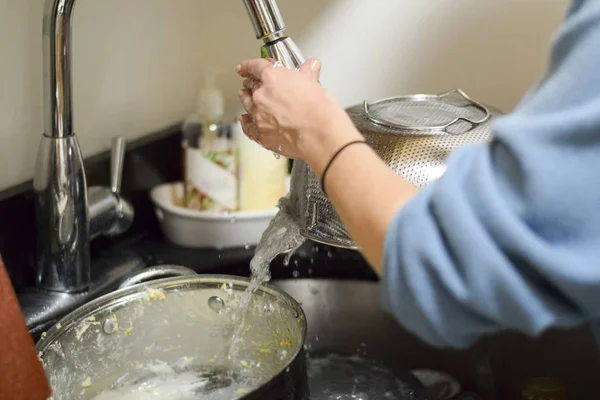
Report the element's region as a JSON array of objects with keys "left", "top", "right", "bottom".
[
  {"left": 34, "top": 0, "right": 133, "bottom": 294},
  {"left": 243, "top": 0, "right": 306, "bottom": 69},
  {"left": 31, "top": 0, "right": 297, "bottom": 294},
  {"left": 18, "top": 0, "right": 303, "bottom": 333}
]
